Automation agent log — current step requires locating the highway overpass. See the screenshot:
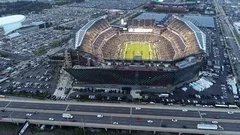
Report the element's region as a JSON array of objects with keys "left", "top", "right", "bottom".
[{"left": 1, "top": 99, "right": 240, "bottom": 135}]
